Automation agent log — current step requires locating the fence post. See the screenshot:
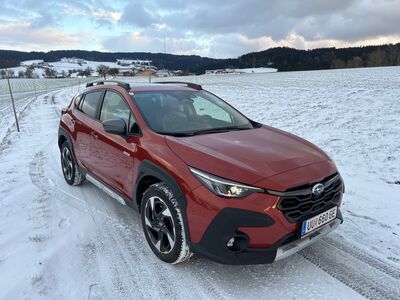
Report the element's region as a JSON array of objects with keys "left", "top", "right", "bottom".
[
  {"left": 33, "top": 77, "right": 38, "bottom": 101},
  {"left": 6, "top": 76, "right": 20, "bottom": 132}
]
